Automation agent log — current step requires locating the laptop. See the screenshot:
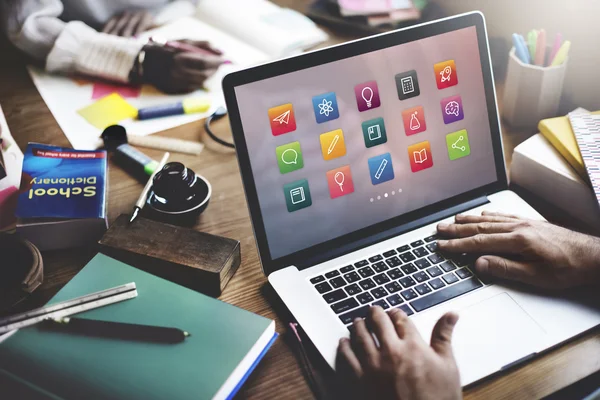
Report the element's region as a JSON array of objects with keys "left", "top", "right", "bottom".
[{"left": 222, "top": 12, "right": 600, "bottom": 386}]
